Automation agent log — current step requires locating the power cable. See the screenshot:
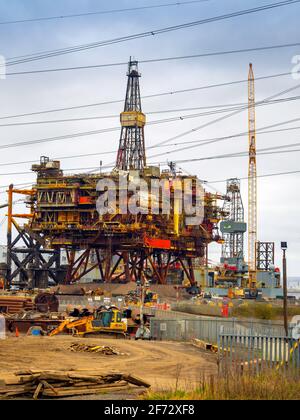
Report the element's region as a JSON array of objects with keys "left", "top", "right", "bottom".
[
  {"left": 1, "top": 101, "right": 300, "bottom": 153},
  {"left": 6, "top": 41, "right": 300, "bottom": 76},
  {"left": 1, "top": 143, "right": 300, "bottom": 177},
  {"left": 148, "top": 115, "right": 300, "bottom": 159},
  {"left": 208, "top": 169, "right": 300, "bottom": 184},
  {"left": 4, "top": 1, "right": 300, "bottom": 67},
  {"left": 0, "top": 69, "right": 298, "bottom": 121},
  {"left": 0, "top": 1, "right": 209, "bottom": 26},
  {"left": 0, "top": 94, "right": 298, "bottom": 128},
  {"left": 150, "top": 79, "right": 300, "bottom": 150},
  {"left": 0, "top": 116, "right": 300, "bottom": 167},
  {"left": 161, "top": 143, "right": 300, "bottom": 164}
]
